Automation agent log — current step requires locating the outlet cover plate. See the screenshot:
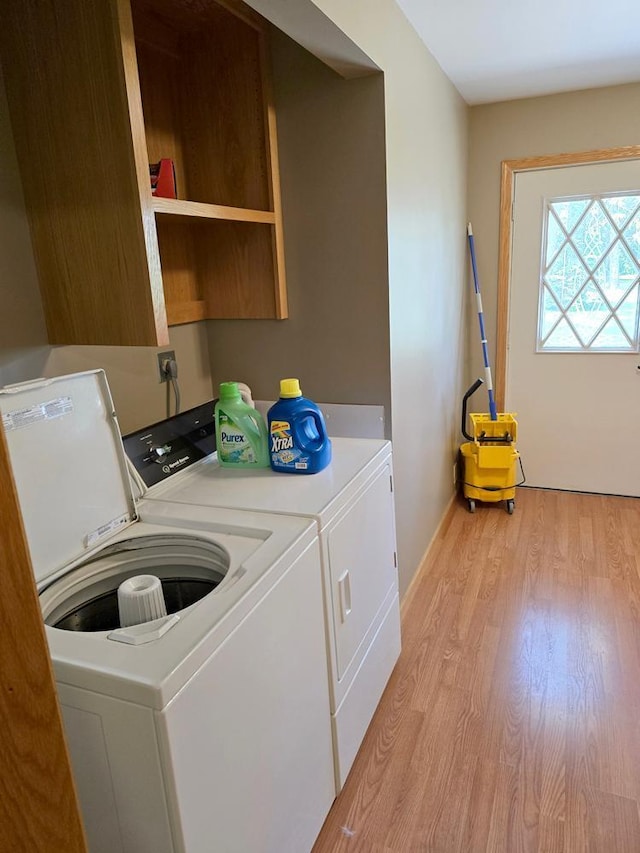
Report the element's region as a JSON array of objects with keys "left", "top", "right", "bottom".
[{"left": 157, "top": 350, "right": 176, "bottom": 383}]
